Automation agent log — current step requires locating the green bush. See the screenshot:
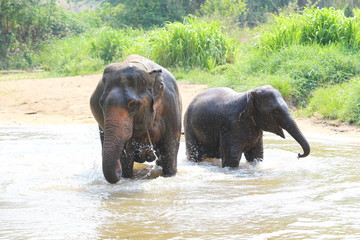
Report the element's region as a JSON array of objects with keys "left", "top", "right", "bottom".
[
  {"left": 0, "top": 0, "right": 101, "bottom": 70},
  {"left": 150, "top": 16, "right": 237, "bottom": 70},
  {"left": 89, "top": 27, "right": 131, "bottom": 63},
  {"left": 36, "top": 34, "right": 103, "bottom": 76},
  {"left": 35, "top": 27, "right": 149, "bottom": 75},
  {"left": 248, "top": 44, "right": 360, "bottom": 105},
  {"left": 259, "top": 7, "right": 360, "bottom": 52},
  {"left": 306, "top": 77, "right": 360, "bottom": 124}
]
